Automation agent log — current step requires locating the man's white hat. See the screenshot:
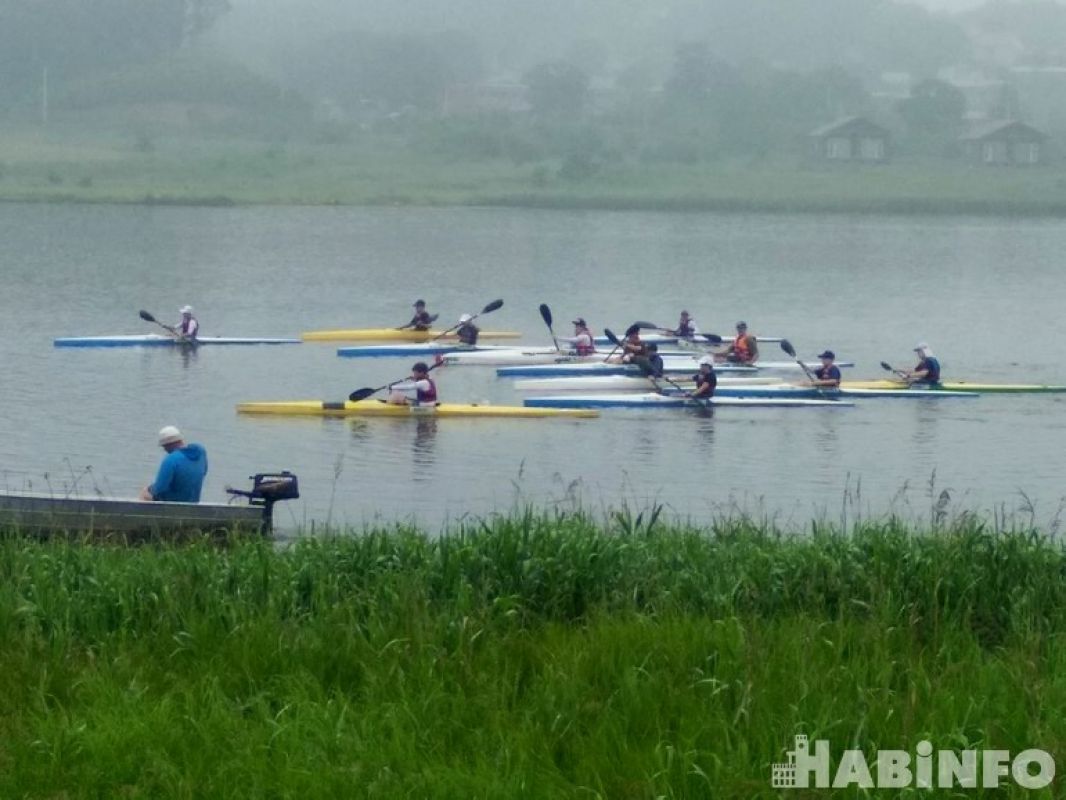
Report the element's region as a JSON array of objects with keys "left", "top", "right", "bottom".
[
  {"left": 158, "top": 425, "right": 183, "bottom": 446},
  {"left": 698, "top": 355, "right": 715, "bottom": 366},
  {"left": 180, "top": 305, "right": 194, "bottom": 315},
  {"left": 458, "top": 313, "right": 473, "bottom": 323}
]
